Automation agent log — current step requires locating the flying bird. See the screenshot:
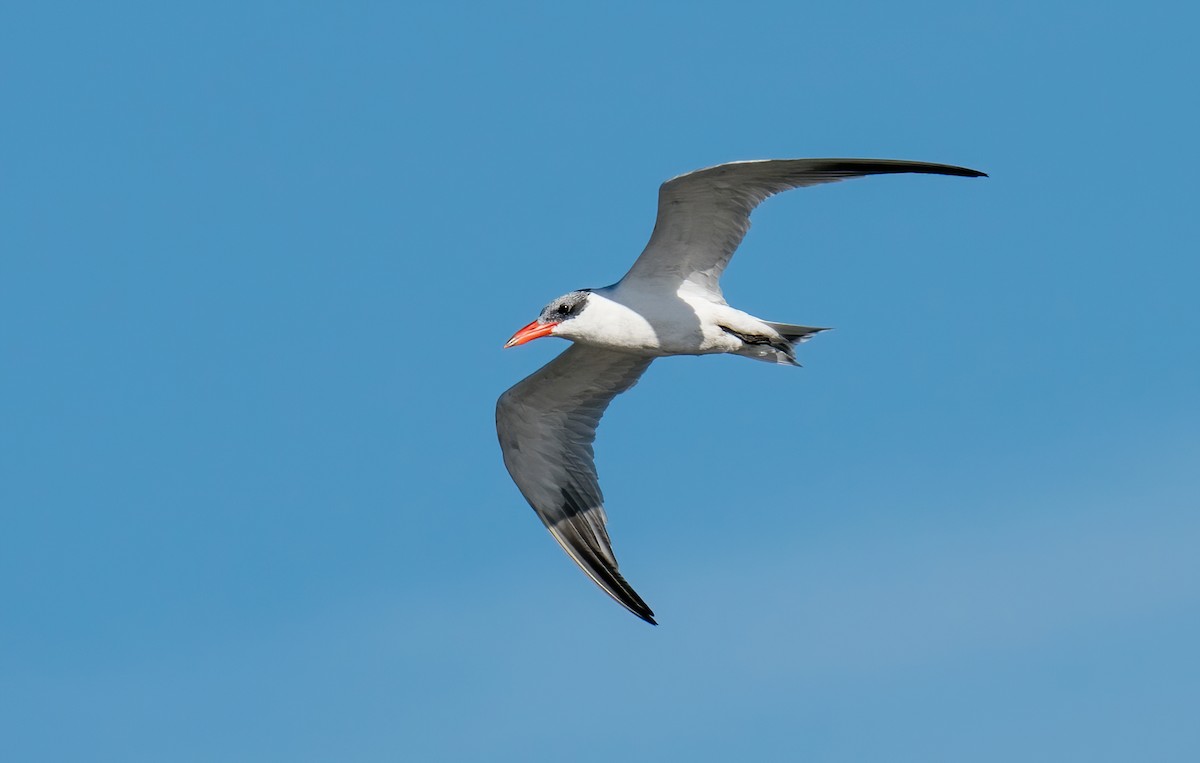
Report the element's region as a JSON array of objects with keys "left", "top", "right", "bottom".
[{"left": 496, "top": 158, "right": 986, "bottom": 624}]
